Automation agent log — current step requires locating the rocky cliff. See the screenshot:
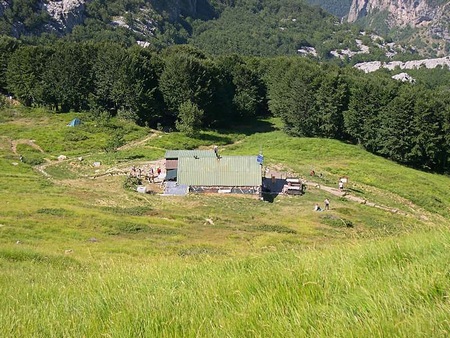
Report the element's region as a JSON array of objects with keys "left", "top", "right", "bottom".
[
  {"left": 44, "top": 0, "right": 91, "bottom": 33},
  {"left": 347, "top": 0, "right": 449, "bottom": 53},
  {"left": 348, "top": 0, "right": 439, "bottom": 26}
]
